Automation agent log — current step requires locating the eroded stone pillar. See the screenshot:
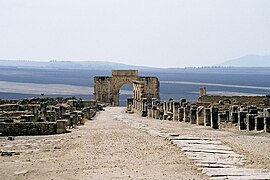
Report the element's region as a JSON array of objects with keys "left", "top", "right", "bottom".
[
  {"left": 255, "top": 116, "right": 264, "bottom": 131},
  {"left": 265, "top": 117, "right": 270, "bottom": 132},
  {"left": 159, "top": 102, "right": 164, "bottom": 120},
  {"left": 126, "top": 98, "right": 133, "bottom": 112},
  {"left": 218, "top": 113, "right": 227, "bottom": 126},
  {"left": 147, "top": 104, "right": 152, "bottom": 118},
  {"left": 238, "top": 111, "right": 248, "bottom": 130},
  {"left": 204, "top": 108, "right": 211, "bottom": 126},
  {"left": 57, "top": 120, "right": 67, "bottom": 134},
  {"left": 180, "top": 98, "right": 187, "bottom": 106},
  {"left": 196, "top": 107, "right": 204, "bottom": 125},
  {"left": 246, "top": 114, "right": 256, "bottom": 131},
  {"left": 184, "top": 105, "right": 190, "bottom": 122},
  {"left": 142, "top": 98, "right": 147, "bottom": 117},
  {"left": 173, "top": 102, "right": 180, "bottom": 121},
  {"left": 211, "top": 107, "right": 219, "bottom": 129},
  {"left": 190, "top": 107, "right": 197, "bottom": 124},
  {"left": 230, "top": 105, "right": 238, "bottom": 123},
  {"left": 178, "top": 107, "right": 184, "bottom": 121}
]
